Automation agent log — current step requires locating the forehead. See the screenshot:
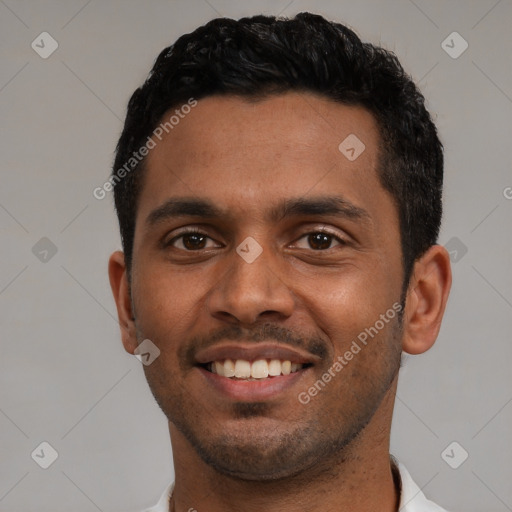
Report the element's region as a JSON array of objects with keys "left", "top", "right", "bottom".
[{"left": 138, "top": 92, "right": 387, "bottom": 223}]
